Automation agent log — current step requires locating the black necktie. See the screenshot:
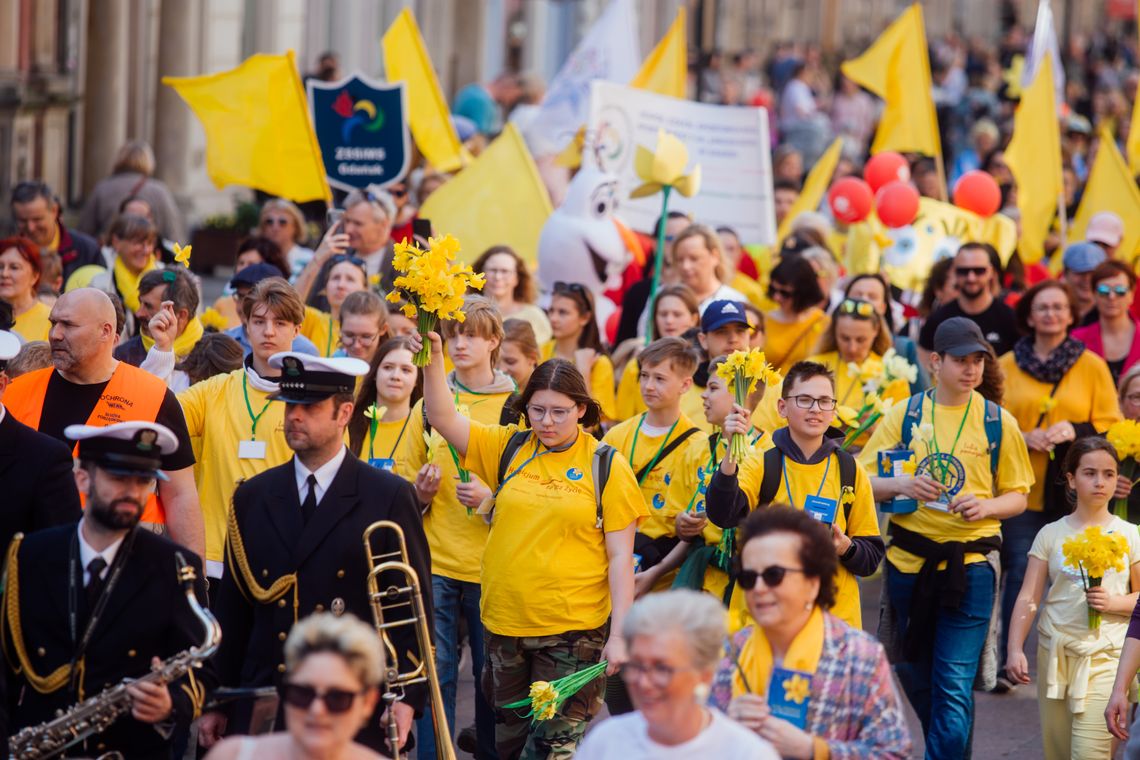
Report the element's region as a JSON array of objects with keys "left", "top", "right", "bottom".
[
  {"left": 301, "top": 474, "right": 318, "bottom": 524},
  {"left": 85, "top": 557, "right": 108, "bottom": 610}
]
